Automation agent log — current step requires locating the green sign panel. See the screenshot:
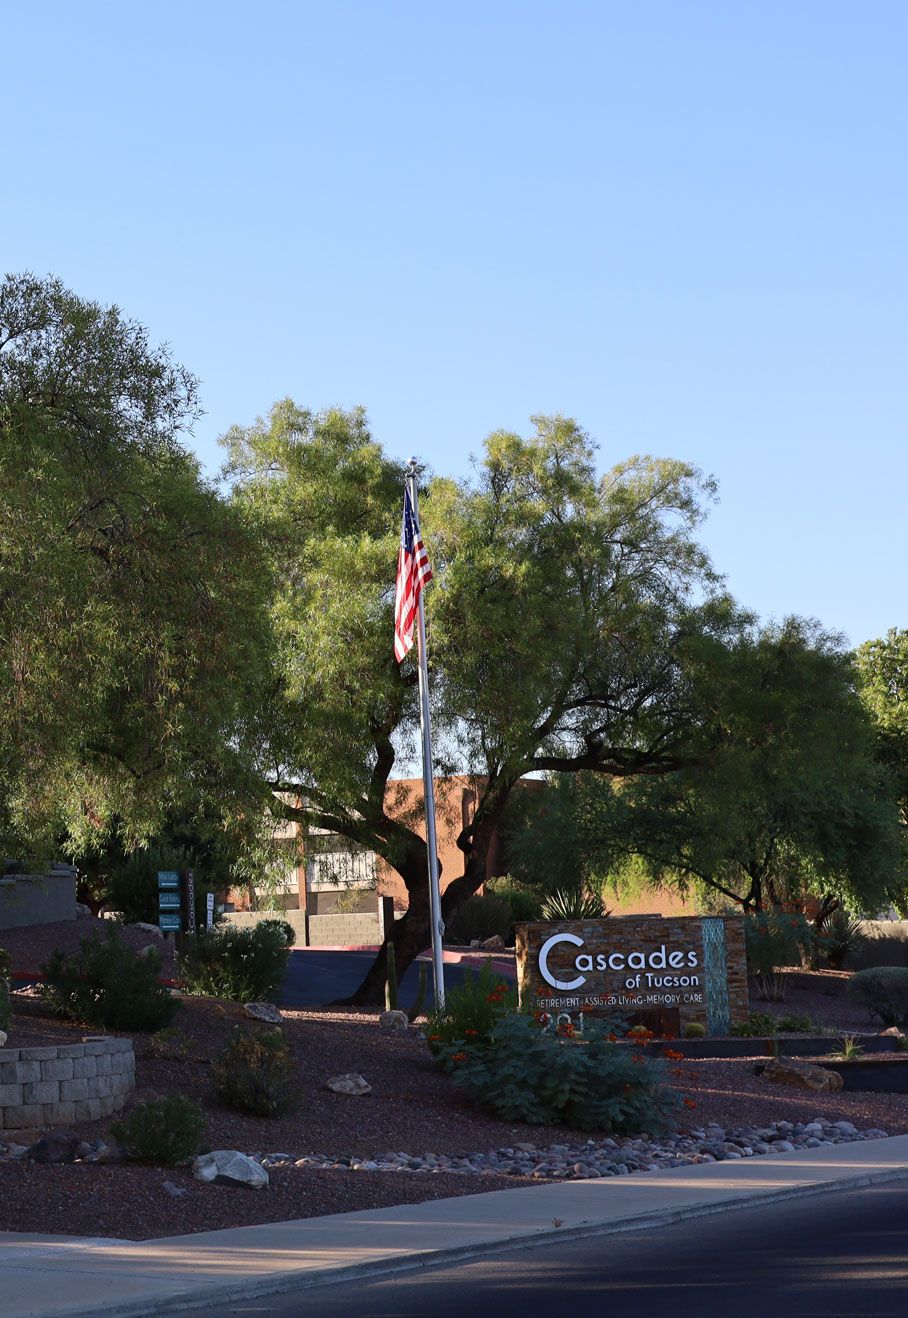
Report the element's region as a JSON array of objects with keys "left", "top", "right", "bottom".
[
  {"left": 158, "top": 913, "right": 182, "bottom": 931},
  {"left": 157, "top": 871, "right": 180, "bottom": 890},
  {"left": 158, "top": 891, "right": 181, "bottom": 910}
]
